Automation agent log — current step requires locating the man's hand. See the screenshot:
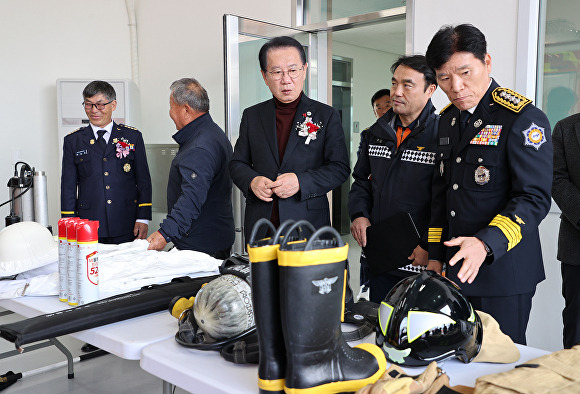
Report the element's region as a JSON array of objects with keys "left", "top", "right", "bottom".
[
  {"left": 269, "top": 173, "right": 300, "bottom": 199},
  {"left": 350, "top": 217, "right": 371, "bottom": 247},
  {"left": 444, "top": 237, "right": 487, "bottom": 284},
  {"left": 409, "top": 245, "right": 428, "bottom": 266},
  {"left": 147, "top": 231, "right": 168, "bottom": 251},
  {"left": 250, "top": 176, "right": 274, "bottom": 202},
  {"left": 427, "top": 259, "right": 444, "bottom": 274},
  {"left": 133, "top": 222, "right": 148, "bottom": 239}
]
